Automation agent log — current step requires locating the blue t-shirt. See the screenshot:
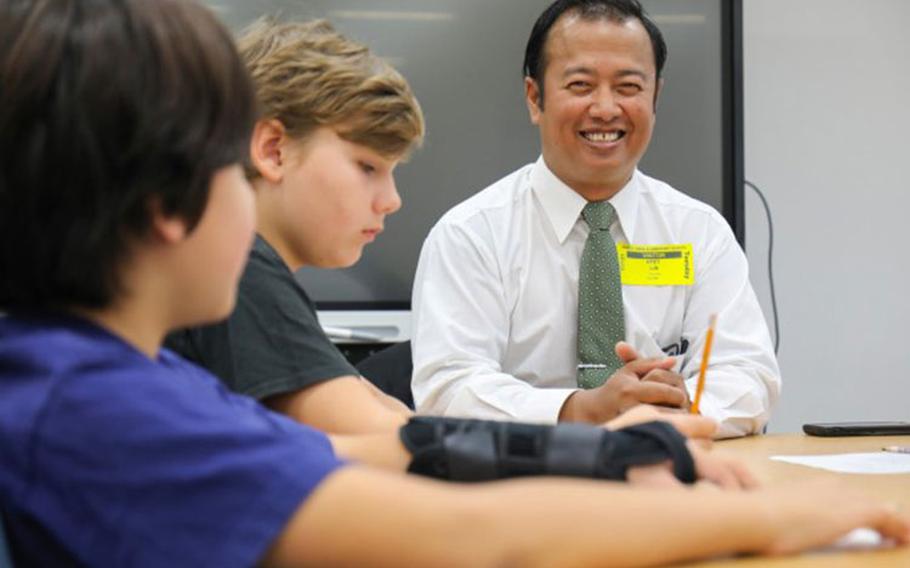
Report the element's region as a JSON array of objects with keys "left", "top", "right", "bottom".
[{"left": 0, "top": 312, "right": 346, "bottom": 567}]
